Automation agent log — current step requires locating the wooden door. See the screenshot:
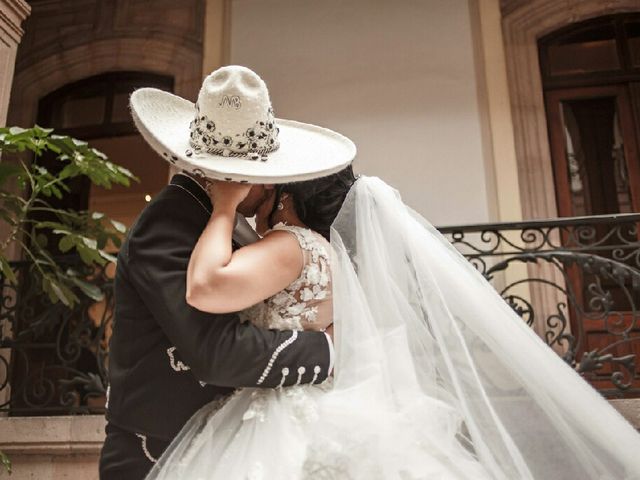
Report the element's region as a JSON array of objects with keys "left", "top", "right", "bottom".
[{"left": 545, "top": 85, "right": 640, "bottom": 394}]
